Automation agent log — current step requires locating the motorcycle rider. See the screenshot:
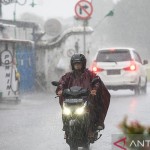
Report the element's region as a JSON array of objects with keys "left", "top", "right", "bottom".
[{"left": 56, "top": 53, "right": 110, "bottom": 137}]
